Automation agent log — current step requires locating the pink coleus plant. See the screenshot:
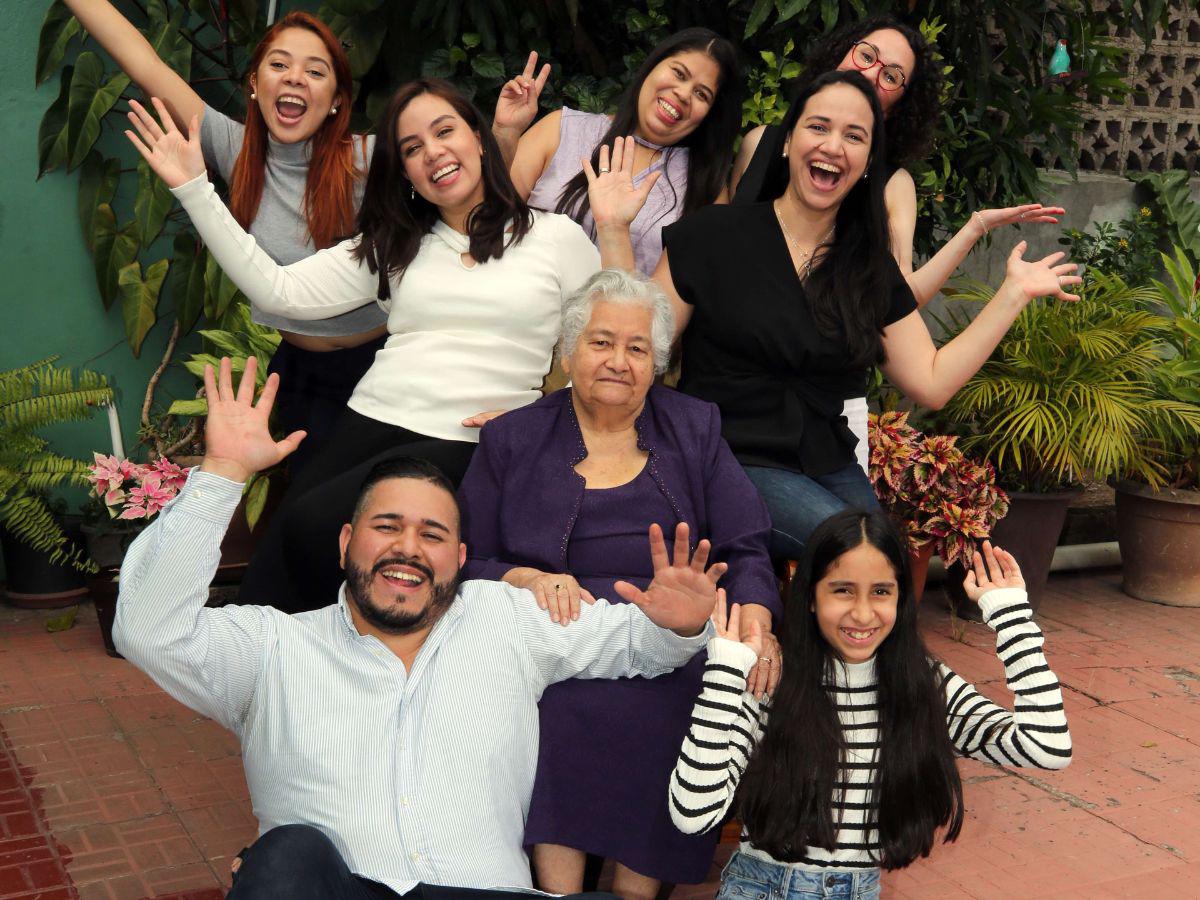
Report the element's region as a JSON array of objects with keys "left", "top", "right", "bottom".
[
  {"left": 868, "top": 411, "right": 1010, "bottom": 566},
  {"left": 87, "top": 453, "right": 190, "bottom": 522}
]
